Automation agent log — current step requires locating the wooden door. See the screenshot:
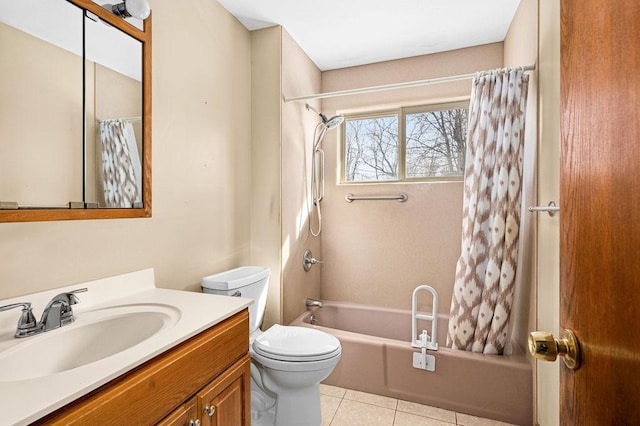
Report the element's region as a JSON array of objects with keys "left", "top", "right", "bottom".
[{"left": 560, "top": 0, "right": 640, "bottom": 423}]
